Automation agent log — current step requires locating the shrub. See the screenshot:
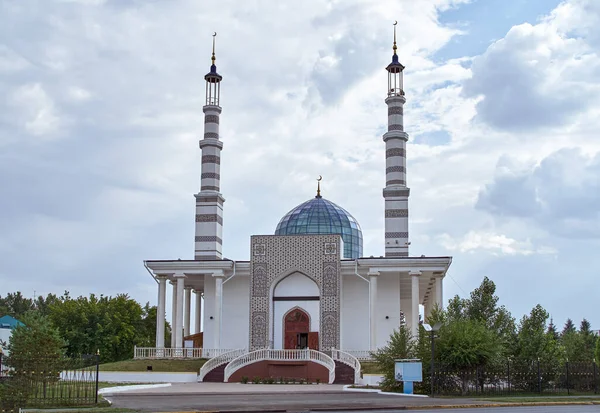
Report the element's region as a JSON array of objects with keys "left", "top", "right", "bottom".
[
  {"left": 241, "top": 376, "right": 248, "bottom": 384},
  {"left": 252, "top": 376, "right": 261, "bottom": 384},
  {"left": 267, "top": 377, "right": 275, "bottom": 384},
  {"left": 316, "top": 378, "right": 320, "bottom": 384}
]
